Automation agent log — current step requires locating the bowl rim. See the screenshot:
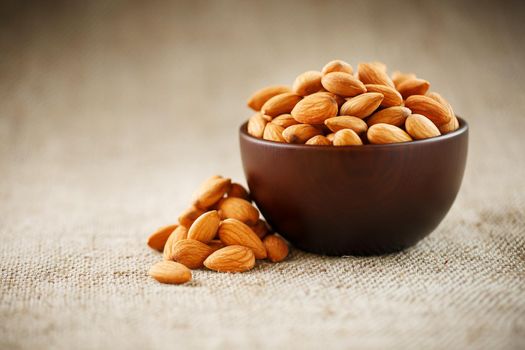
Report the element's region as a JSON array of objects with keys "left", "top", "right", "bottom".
[{"left": 240, "top": 117, "right": 468, "bottom": 150}]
